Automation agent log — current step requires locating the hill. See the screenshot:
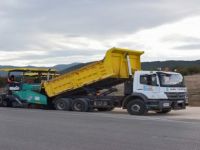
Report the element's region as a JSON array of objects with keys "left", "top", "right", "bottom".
[
  {"left": 0, "top": 60, "right": 199, "bottom": 76},
  {"left": 142, "top": 60, "right": 200, "bottom": 70},
  {"left": 61, "top": 60, "right": 200, "bottom": 74}
]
